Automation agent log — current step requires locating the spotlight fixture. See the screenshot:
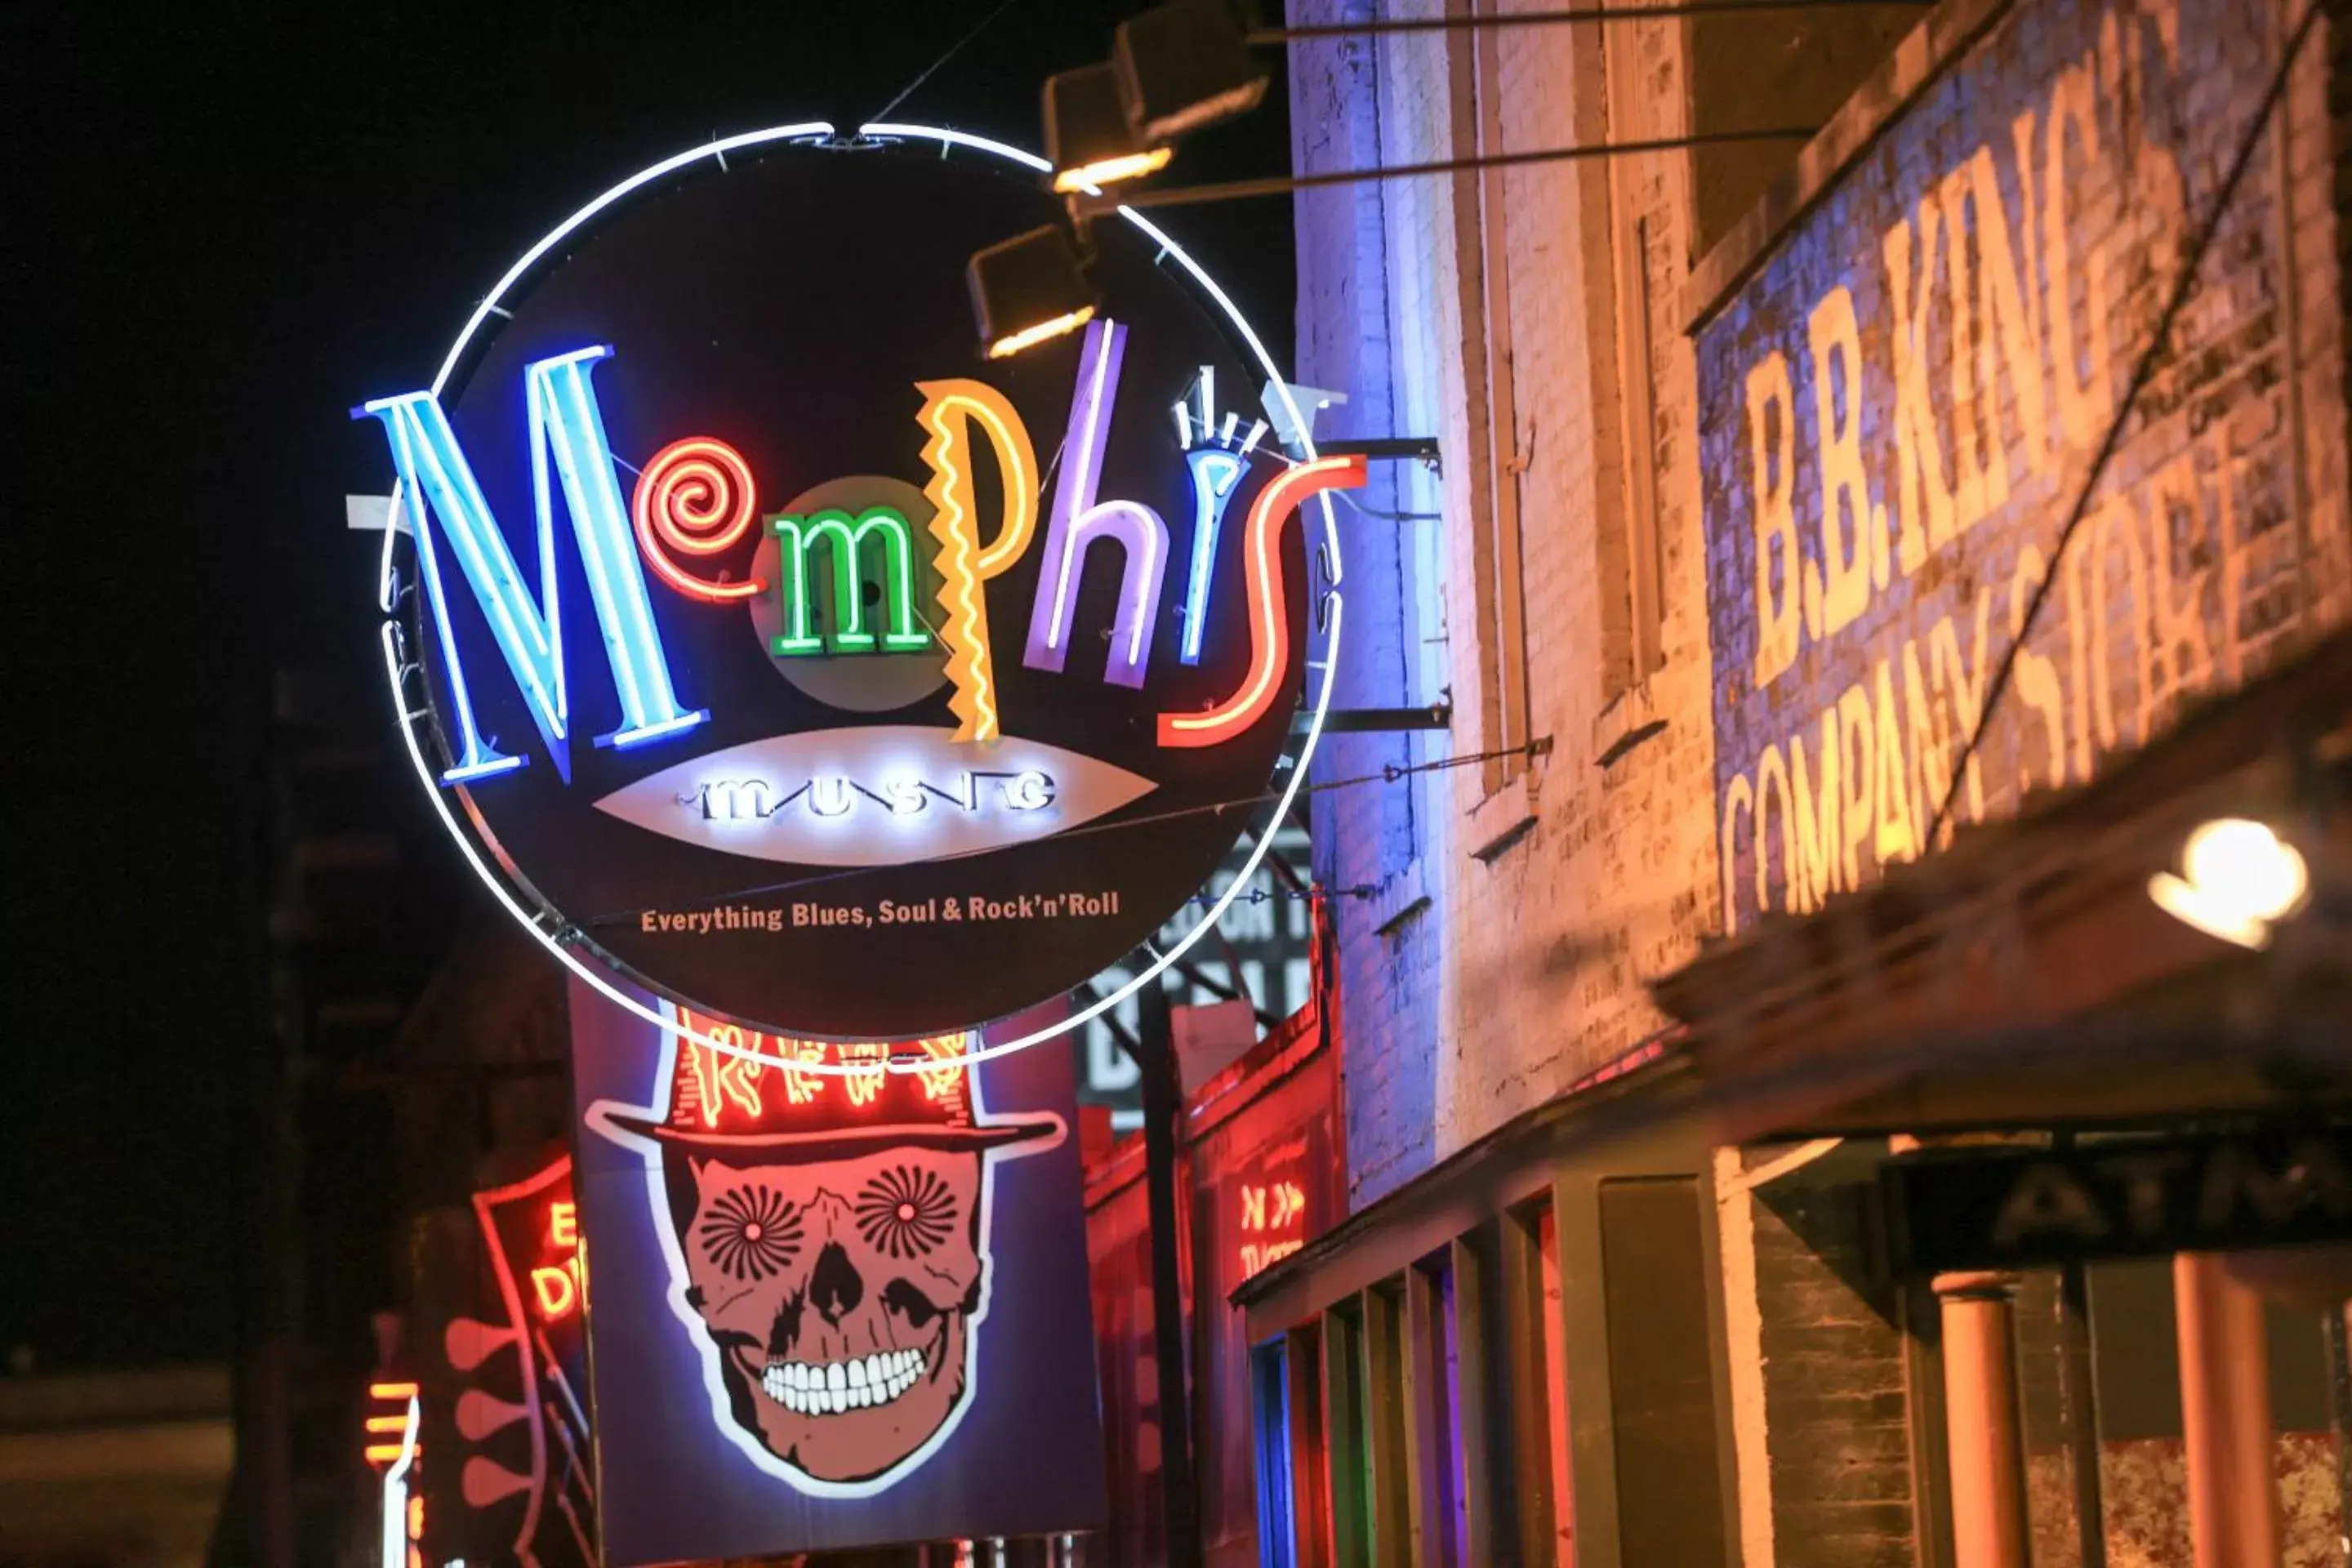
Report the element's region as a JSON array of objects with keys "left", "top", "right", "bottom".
[
  {"left": 967, "top": 224, "right": 1097, "bottom": 359},
  {"left": 1113, "top": 0, "right": 1272, "bottom": 145},
  {"left": 1046, "top": 63, "right": 1173, "bottom": 194},
  {"left": 2147, "top": 817, "right": 2310, "bottom": 950}
]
